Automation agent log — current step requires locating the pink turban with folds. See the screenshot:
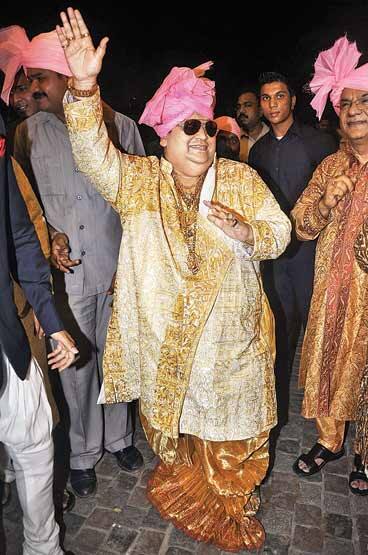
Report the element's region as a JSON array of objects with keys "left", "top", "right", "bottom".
[
  {"left": 310, "top": 36, "right": 368, "bottom": 120},
  {"left": 215, "top": 116, "right": 241, "bottom": 139},
  {"left": 23, "top": 30, "right": 72, "bottom": 78},
  {"left": 0, "top": 26, "right": 30, "bottom": 105},
  {"left": 139, "top": 61, "right": 215, "bottom": 138}
]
